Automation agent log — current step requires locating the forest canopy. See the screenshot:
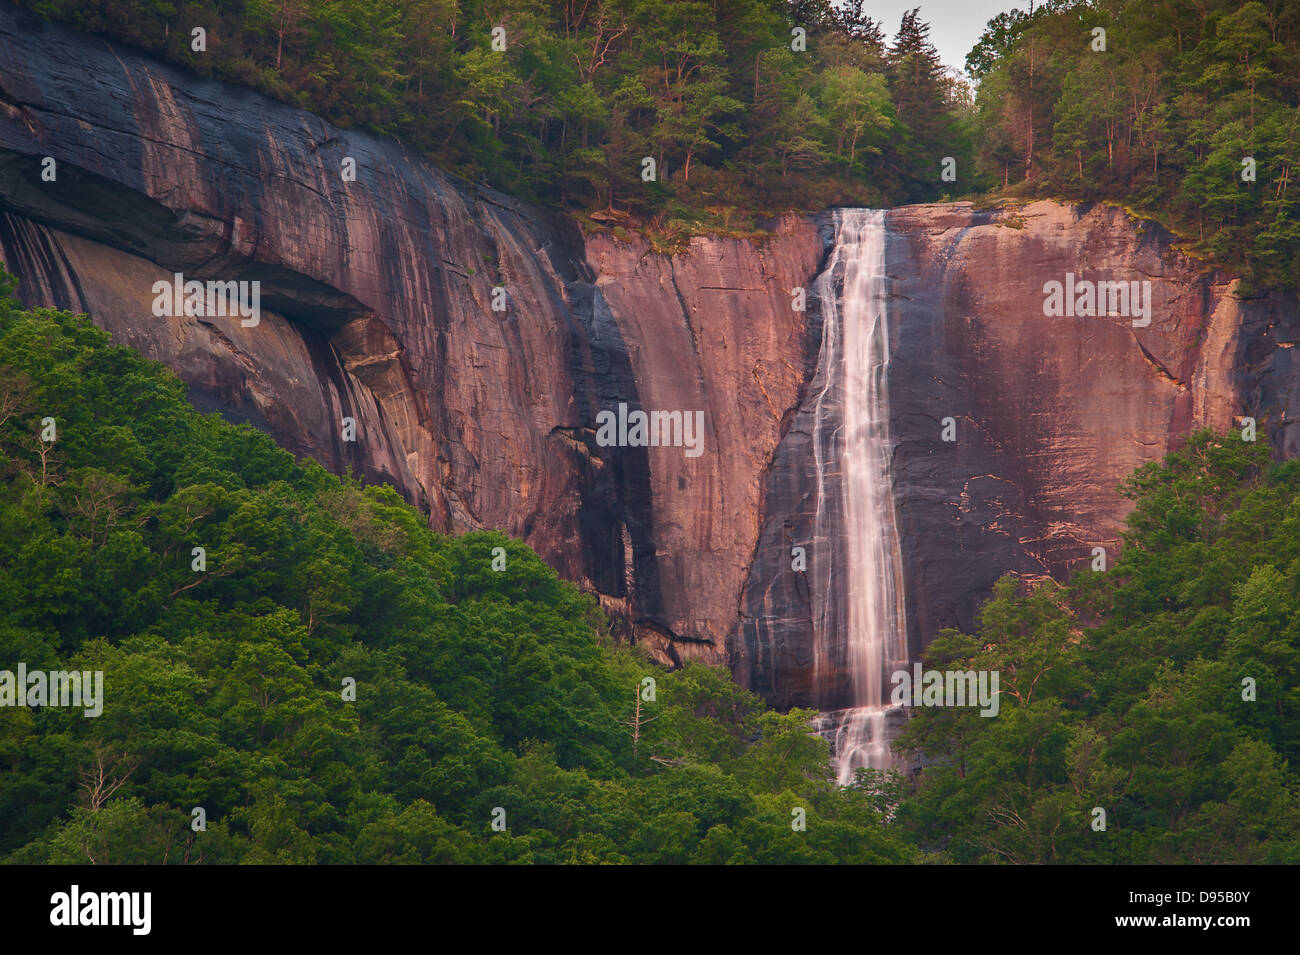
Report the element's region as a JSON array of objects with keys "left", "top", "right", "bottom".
[
  {"left": 20, "top": 1, "right": 1300, "bottom": 282},
  {"left": 967, "top": 0, "right": 1300, "bottom": 288},
  {"left": 0, "top": 274, "right": 914, "bottom": 864},
  {"left": 0, "top": 275, "right": 1294, "bottom": 863},
  {"left": 20, "top": 0, "right": 974, "bottom": 234},
  {"left": 897, "top": 430, "right": 1300, "bottom": 864}
]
